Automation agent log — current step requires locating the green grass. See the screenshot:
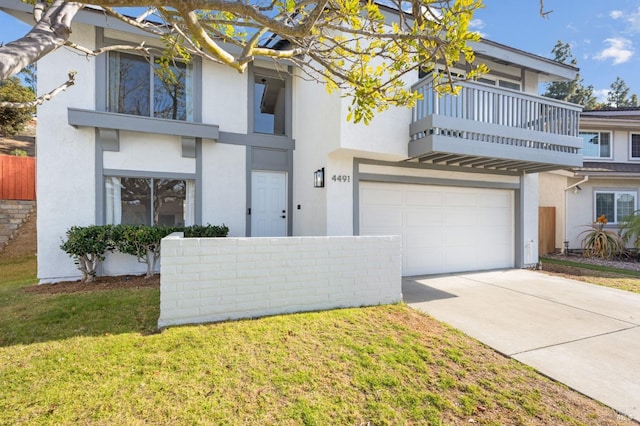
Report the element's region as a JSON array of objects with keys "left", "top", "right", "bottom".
[
  {"left": 541, "top": 257, "right": 640, "bottom": 294},
  {"left": 0, "top": 254, "right": 626, "bottom": 425},
  {"left": 541, "top": 256, "right": 640, "bottom": 278}
]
